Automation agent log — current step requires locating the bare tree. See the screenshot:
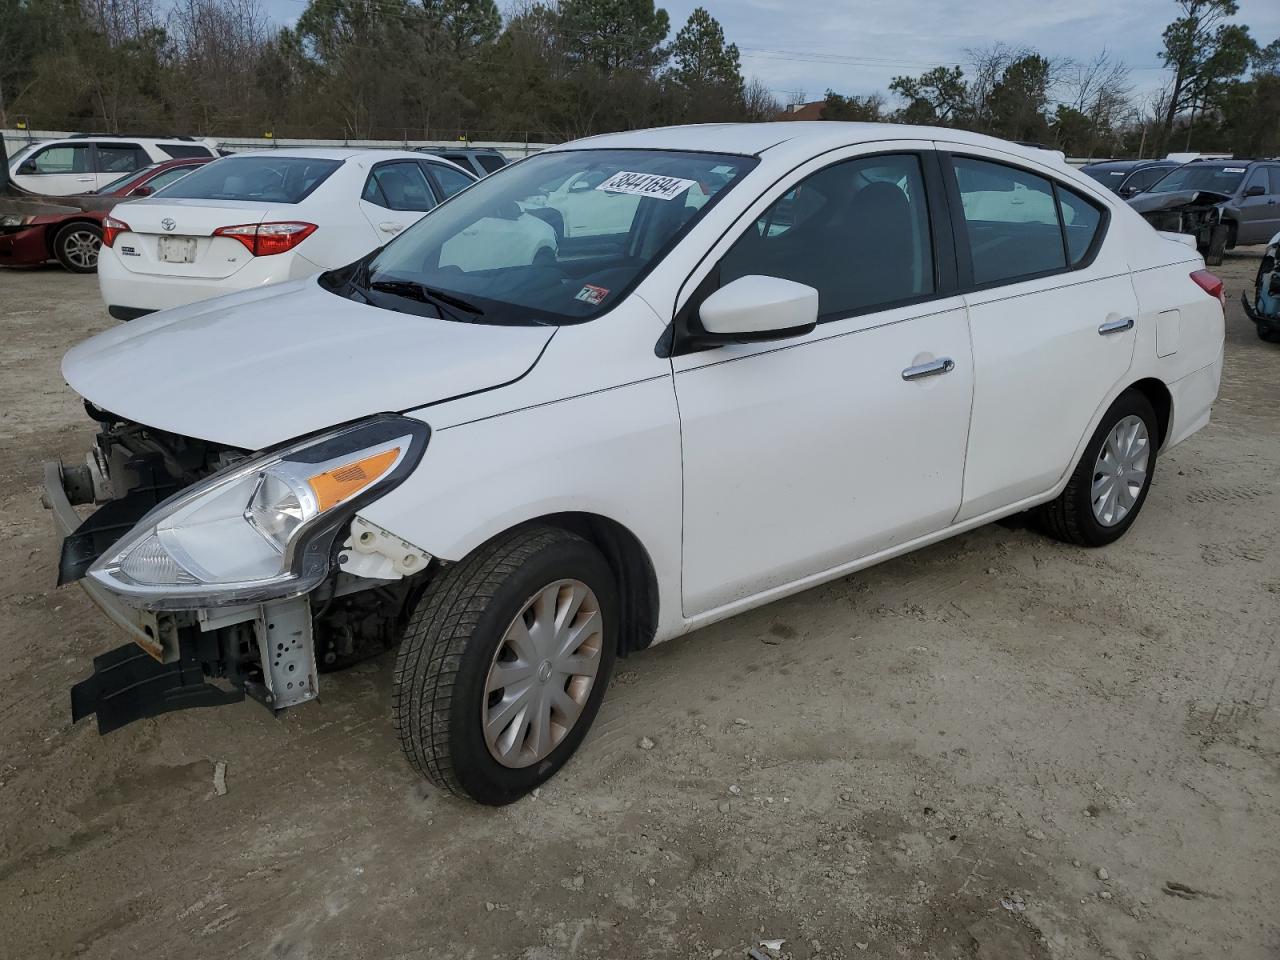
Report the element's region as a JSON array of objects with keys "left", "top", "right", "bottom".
[{"left": 743, "top": 76, "right": 780, "bottom": 121}]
